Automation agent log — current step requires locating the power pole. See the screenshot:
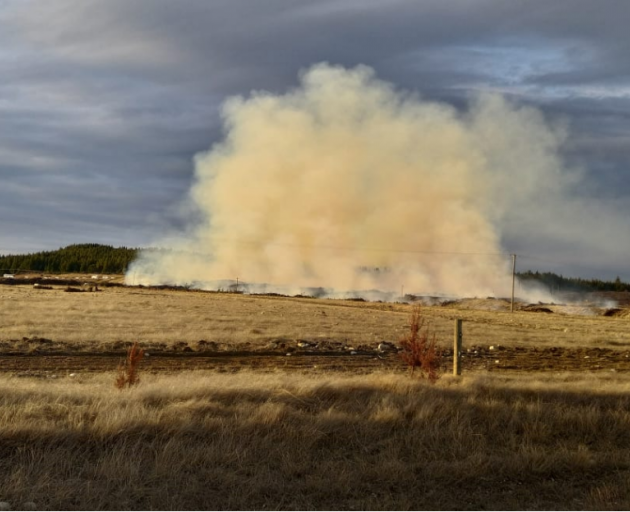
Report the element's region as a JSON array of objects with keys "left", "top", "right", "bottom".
[{"left": 511, "top": 254, "right": 517, "bottom": 312}]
